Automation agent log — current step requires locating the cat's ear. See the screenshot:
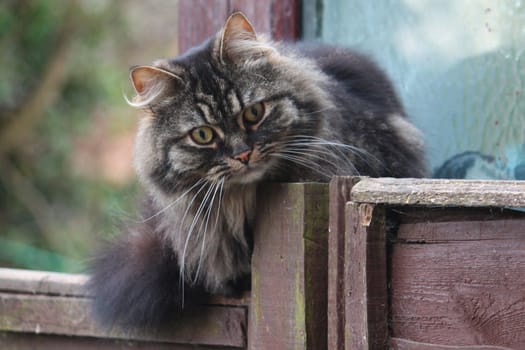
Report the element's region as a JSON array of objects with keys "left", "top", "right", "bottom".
[
  {"left": 128, "top": 66, "right": 182, "bottom": 107},
  {"left": 219, "top": 12, "right": 274, "bottom": 64}
]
